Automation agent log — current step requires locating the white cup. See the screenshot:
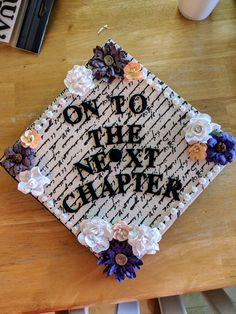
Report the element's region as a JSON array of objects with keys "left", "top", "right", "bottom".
[{"left": 178, "top": 0, "right": 219, "bottom": 21}]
